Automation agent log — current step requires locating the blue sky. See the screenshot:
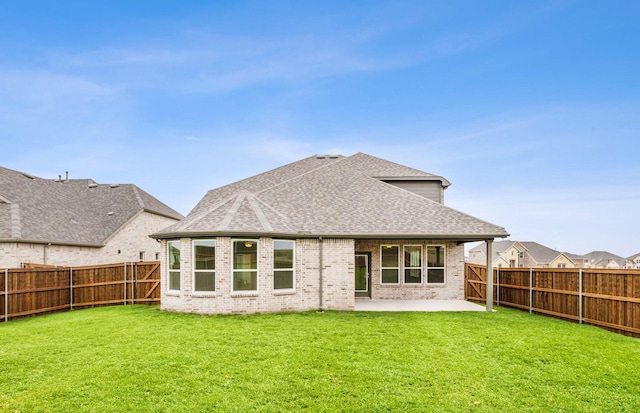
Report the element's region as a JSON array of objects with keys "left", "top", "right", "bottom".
[{"left": 1, "top": 1, "right": 639, "bottom": 257}]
